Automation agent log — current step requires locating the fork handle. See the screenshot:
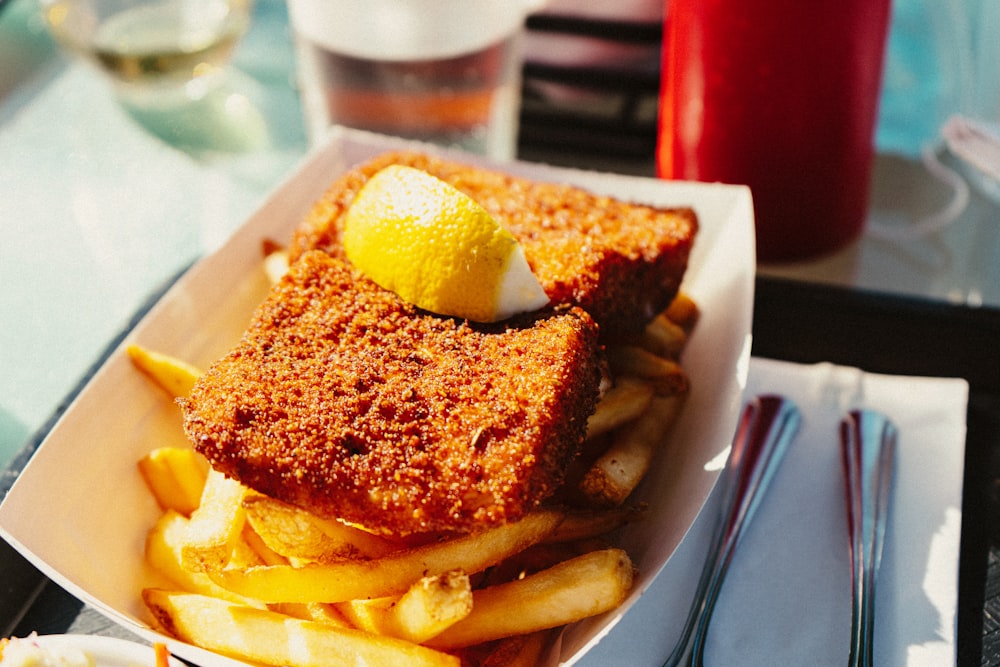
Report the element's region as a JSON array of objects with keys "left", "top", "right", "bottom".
[
  {"left": 663, "top": 394, "right": 801, "bottom": 667},
  {"left": 840, "top": 409, "right": 897, "bottom": 667}
]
